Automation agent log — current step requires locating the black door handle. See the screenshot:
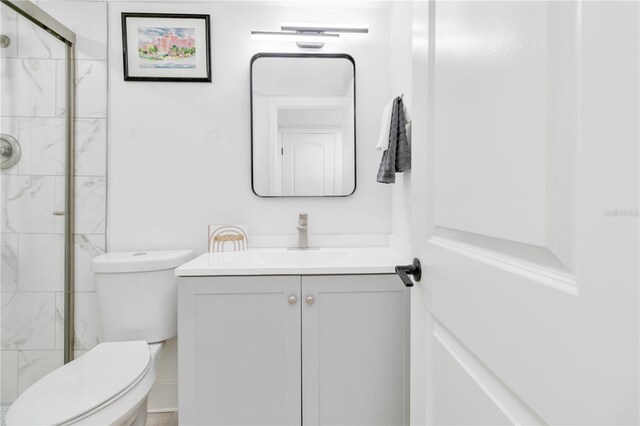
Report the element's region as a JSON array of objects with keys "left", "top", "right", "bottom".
[{"left": 395, "top": 258, "right": 422, "bottom": 287}]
